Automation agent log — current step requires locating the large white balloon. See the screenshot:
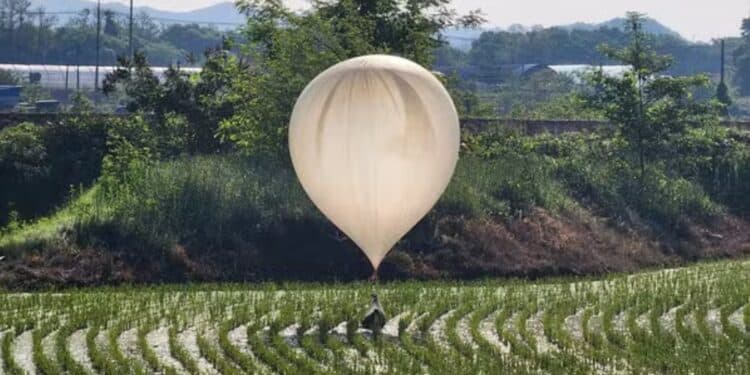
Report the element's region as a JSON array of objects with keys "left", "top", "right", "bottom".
[{"left": 289, "top": 55, "right": 460, "bottom": 272}]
